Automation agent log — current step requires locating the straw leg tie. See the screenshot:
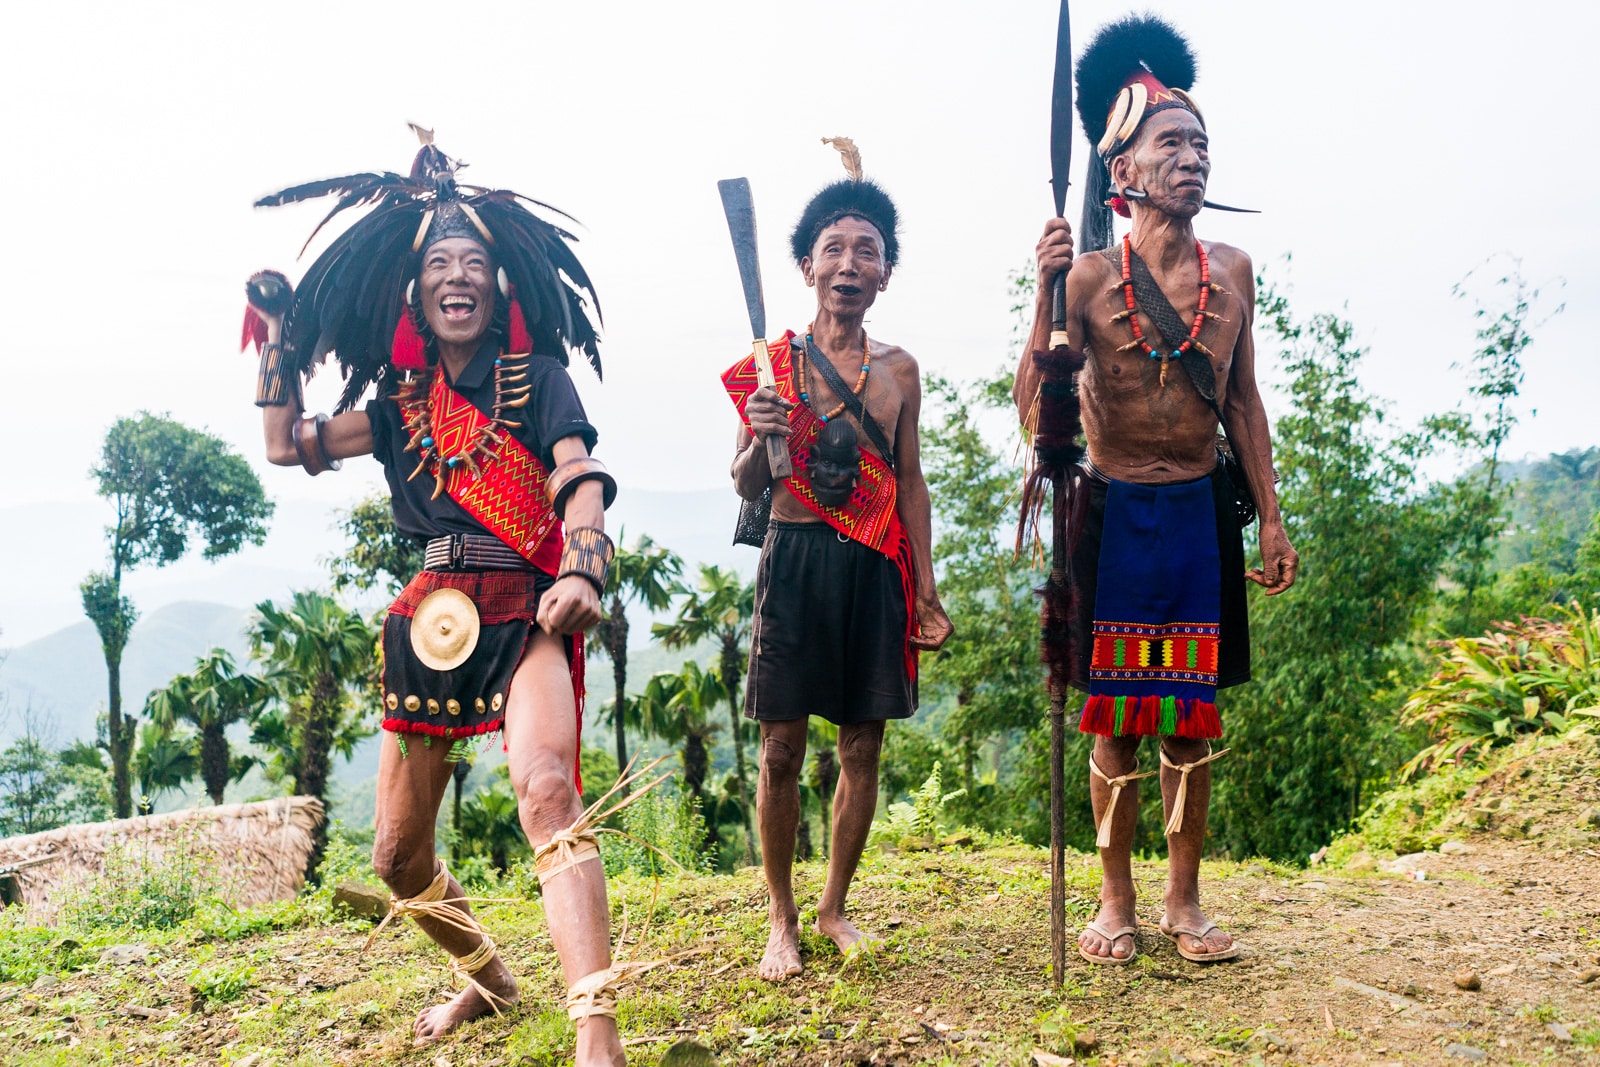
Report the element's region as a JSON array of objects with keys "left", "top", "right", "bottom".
[
  {"left": 1158, "top": 745, "right": 1230, "bottom": 836},
  {"left": 363, "top": 861, "right": 516, "bottom": 1015},
  {"left": 1088, "top": 755, "right": 1157, "bottom": 849}
]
